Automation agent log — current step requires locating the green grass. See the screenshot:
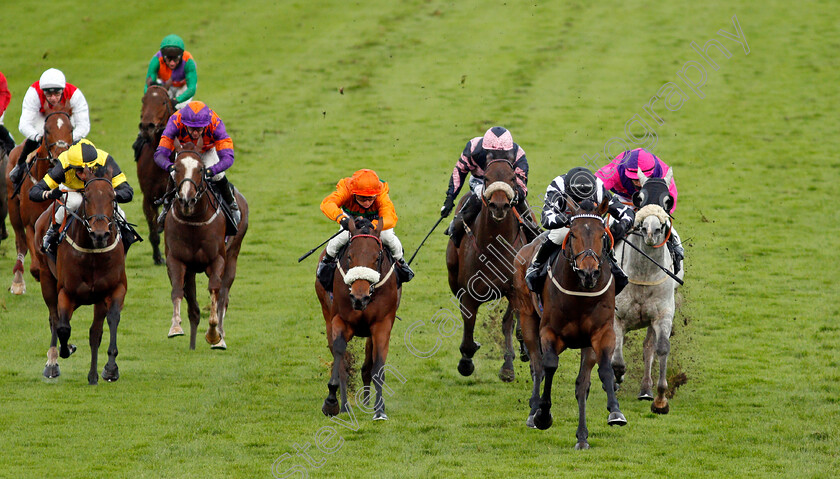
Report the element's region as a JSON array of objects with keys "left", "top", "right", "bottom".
[{"left": 1, "top": 0, "right": 839, "bottom": 477}]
